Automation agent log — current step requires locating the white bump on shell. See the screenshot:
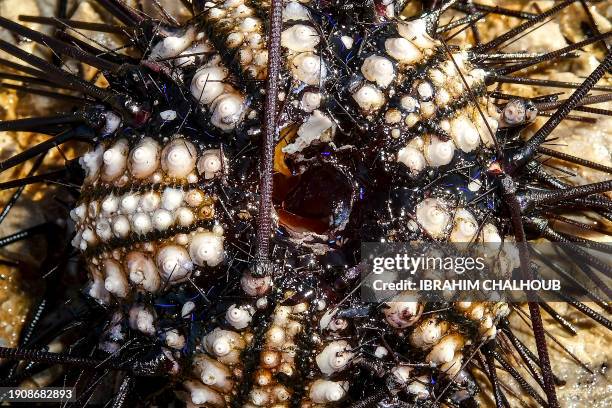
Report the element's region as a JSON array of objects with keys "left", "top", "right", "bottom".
[
  {"left": 161, "top": 138, "right": 197, "bottom": 178},
  {"left": 415, "top": 198, "right": 451, "bottom": 239},
  {"left": 95, "top": 220, "right": 113, "bottom": 241},
  {"left": 385, "top": 37, "right": 422, "bottom": 63},
  {"left": 103, "top": 259, "right": 129, "bottom": 298},
  {"left": 175, "top": 207, "right": 195, "bottom": 226},
  {"left": 197, "top": 150, "right": 223, "bottom": 179},
  {"left": 190, "top": 66, "right": 228, "bottom": 105},
  {"left": 352, "top": 84, "right": 385, "bottom": 112},
  {"left": 132, "top": 212, "right": 153, "bottom": 235},
  {"left": 315, "top": 341, "right": 353, "bottom": 375},
  {"left": 196, "top": 356, "right": 233, "bottom": 392},
  {"left": 129, "top": 137, "right": 161, "bottom": 179},
  {"left": 184, "top": 381, "right": 224, "bottom": 407},
  {"left": 101, "top": 139, "right": 129, "bottom": 182},
  {"left": 397, "top": 146, "right": 426, "bottom": 175},
  {"left": 129, "top": 306, "right": 156, "bottom": 335},
  {"left": 424, "top": 135, "right": 455, "bottom": 167},
  {"left": 101, "top": 195, "right": 119, "bottom": 214},
  {"left": 384, "top": 294, "right": 422, "bottom": 328},
  {"left": 290, "top": 52, "right": 326, "bottom": 85},
  {"left": 156, "top": 245, "right": 193, "bottom": 282},
  {"left": 397, "top": 18, "right": 436, "bottom": 49},
  {"left": 140, "top": 192, "right": 161, "bottom": 212},
  {"left": 361, "top": 55, "right": 395, "bottom": 88},
  {"left": 226, "top": 304, "right": 252, "bottom": 329},
  {"left": 283, "top": 1, "right": 310, "bottom": 21},
  {"left": 252, "top": 49, "right": 268, "bottom": 66},
  {"left": 226, "top": 32, "right": 244, "bottom": 48},
  {"left": 152, "top": 209, "right": 174, "bottom": 230},
  {"left": 185, "top": 190, "right": 205, "bottom": 207},
  {"left": 240, "top": 273, "right": 271, "bottom": 296},
  {"left": 400, "top": 95, "right": 419, "bottom": 113},
  {"left": 189, "top": 231, "right": 225, "bottom": 267},
  {"left": 281, "top": 24, "right": 320, "bottom": 52},
  {"left": 451, "top": 116, "right": 481, "bottom": 152},
  {"left": 417, "top": 81, "right": 434, "bottom": 101},
  {"left": 149, "top": 27, "right": 196, "bottom": 61},
  {"left": 301, "top": 91, "right": 322, "bottom": 112},
  {"left": 120, "top": 193, "right": 139, "bottom": 214},
  {"left": 165, "top": 329, "right": 186, "bottom": 349},
  {"left": 310, "top": 380, "right": 348, "bottom": 404},
  {"left": 162, "top": 188, "right": 184, "bottom": 211},
  {"left": 239, "top": 17, "right": 260, "bottom": 32},
  {"left": 126, "top": 251, "right": 160, "bottom": 292},
  {"left": 210, "top": 93, "right": 245, "bottom": 130},
  {"left": 112, "top": 215, "right": 130, "bottom": 238}
]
